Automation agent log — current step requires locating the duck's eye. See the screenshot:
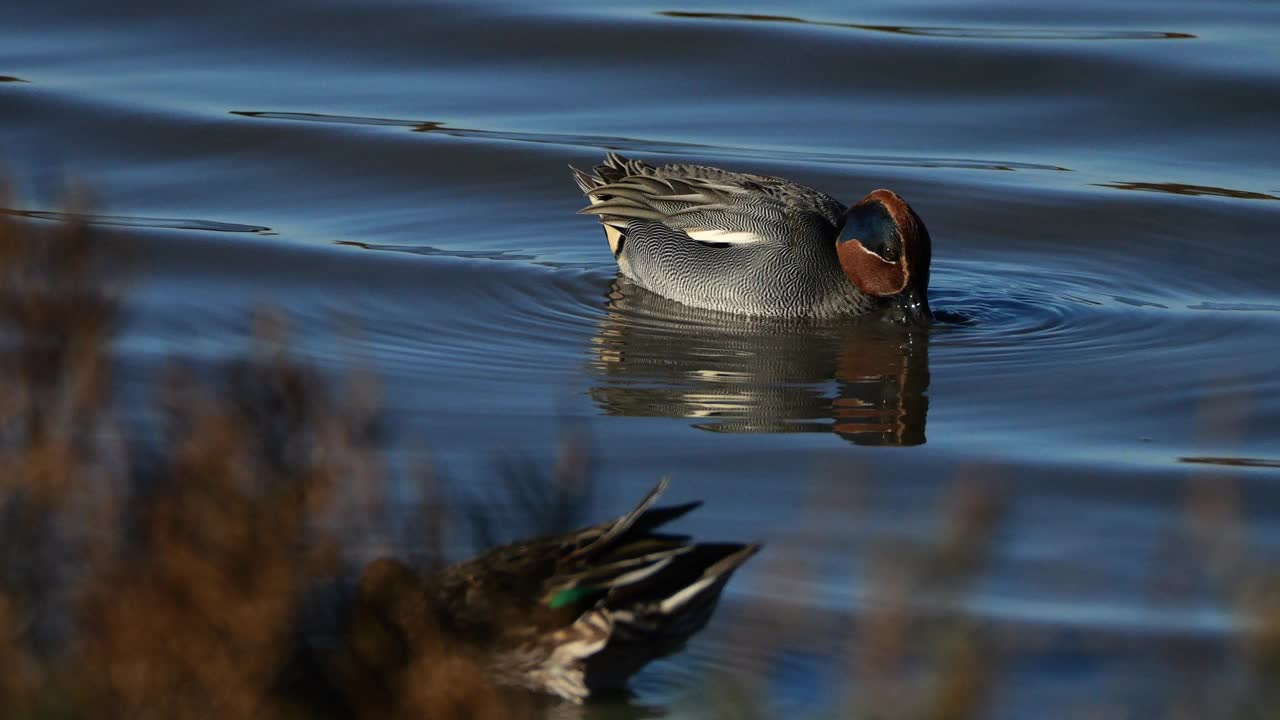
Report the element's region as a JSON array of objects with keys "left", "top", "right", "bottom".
[{"left": 870, "top": 238, "right": 901, "bottom": 263}]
